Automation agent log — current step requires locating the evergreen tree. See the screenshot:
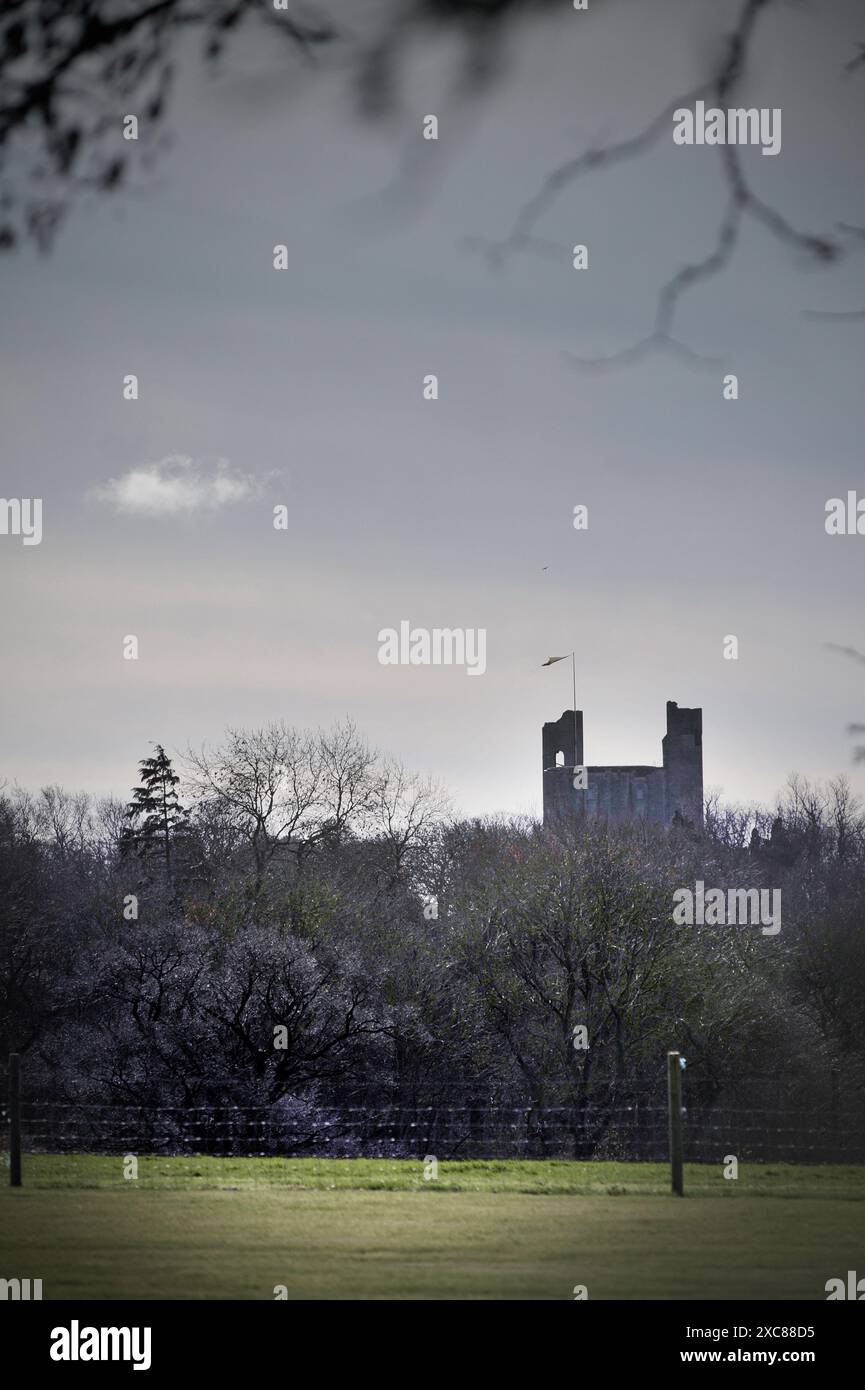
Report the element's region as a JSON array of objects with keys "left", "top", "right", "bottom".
[{"left": 121, "top": 745, "right": 188, "bottom": 880}]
